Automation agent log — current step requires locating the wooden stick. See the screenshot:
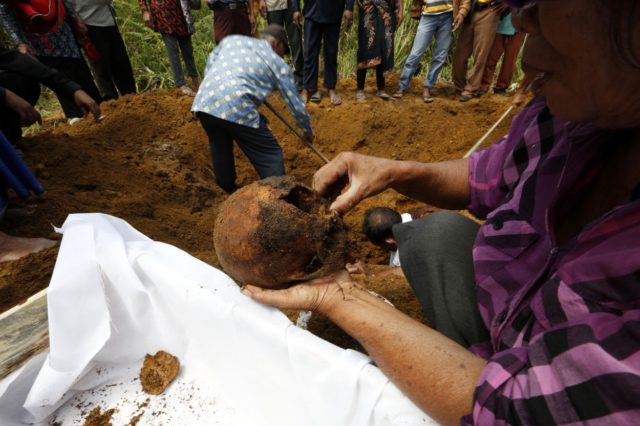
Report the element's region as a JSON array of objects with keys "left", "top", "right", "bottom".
[
  {"left": 263, "top": 100, "right": 330, "bottom": 164},
  {"left": 463, "top": 104, "right": 515, "bottom": 159}
]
